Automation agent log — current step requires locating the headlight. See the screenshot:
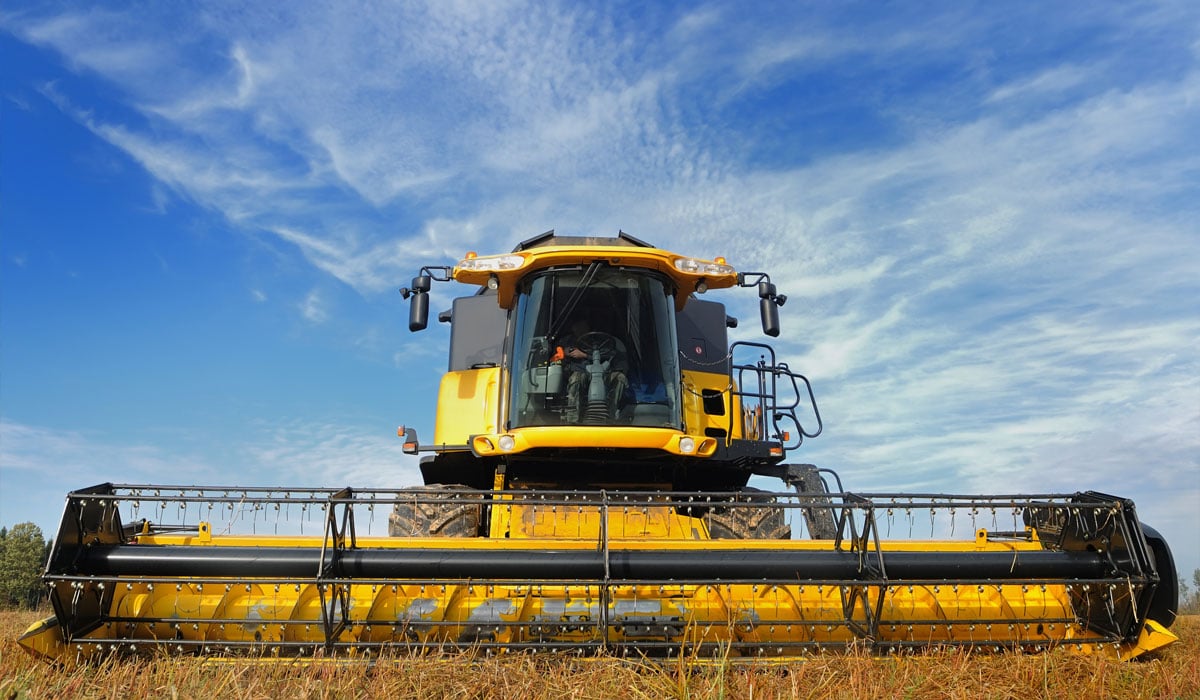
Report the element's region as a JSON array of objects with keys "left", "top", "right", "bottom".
[
  {"left": 673, "top": 256, "right": 734, "bottom": 276},
  {"left": 457, "top": 254, "right": 526, "bottom": 272}
]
